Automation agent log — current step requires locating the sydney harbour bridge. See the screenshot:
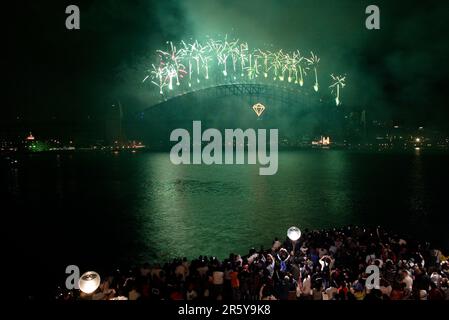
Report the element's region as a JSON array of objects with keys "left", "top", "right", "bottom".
[
  {"left": 129, "top": 38, "right": 347, "bottom": 144},
  {"left": 142, "top": 38, "right": 346, "bottom": 109},
  {"left": 142, "top": 82, "right": 328, "bottom": 115}
]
